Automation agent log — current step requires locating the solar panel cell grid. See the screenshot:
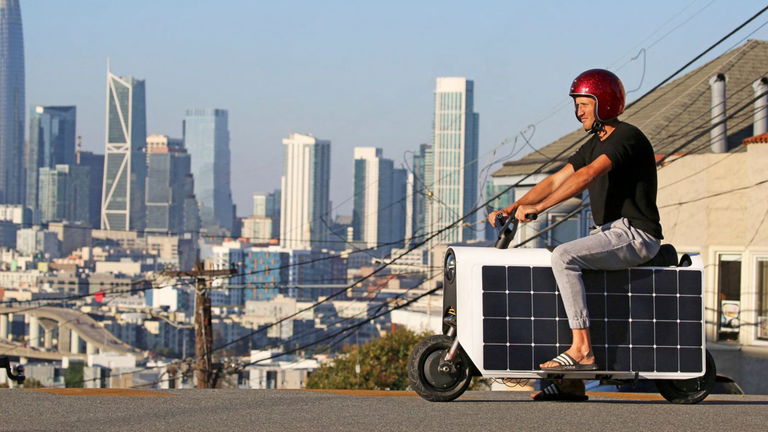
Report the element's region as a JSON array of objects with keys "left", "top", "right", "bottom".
[{"left": 481, "top": 265, "right": 703, "bottom": 373}]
